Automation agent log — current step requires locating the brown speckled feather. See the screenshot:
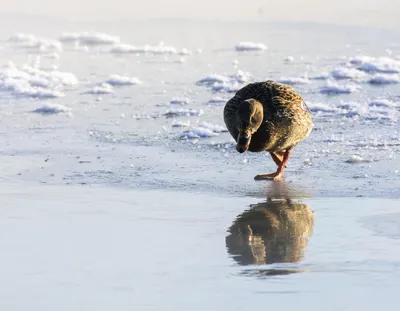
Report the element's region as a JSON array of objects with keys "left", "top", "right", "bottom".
[{"left": 223, "top": 80, "right": 313, "bottom": 152}]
